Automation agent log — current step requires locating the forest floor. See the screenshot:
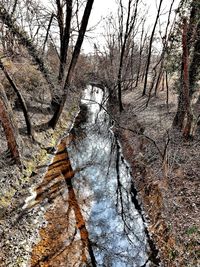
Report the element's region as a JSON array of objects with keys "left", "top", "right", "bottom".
[{"left": 113, "top": 87, "right": 200, "bottom": 266}]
